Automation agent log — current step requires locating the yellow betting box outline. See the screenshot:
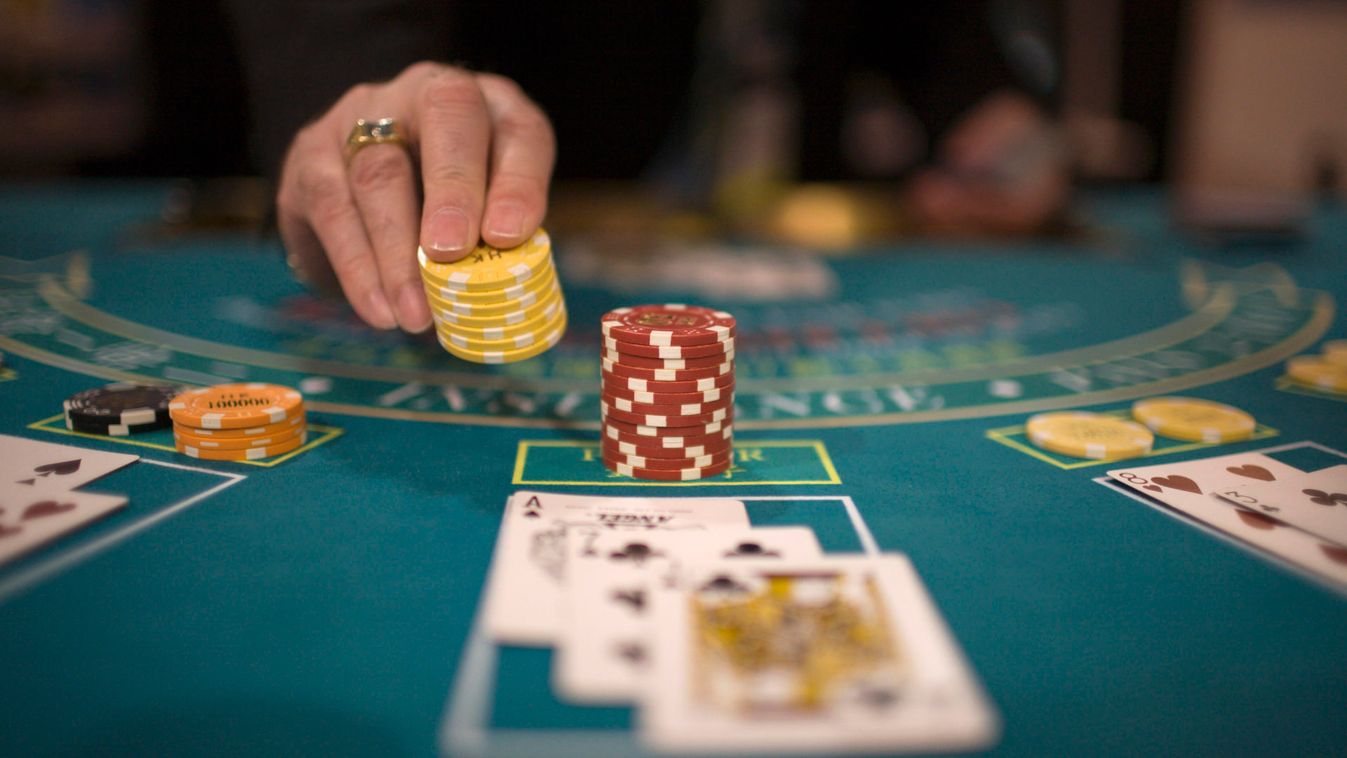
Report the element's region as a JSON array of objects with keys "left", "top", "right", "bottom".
[
  {"left": 986, "top": 409, "right": 1279, "bottom": 470},
  {"left": 1275, "top": 375, "right": 1347, "bottom": 404},
  {"left": 28, "top": 413, "right": 343, "bottom": 467},
  {"left": 512, "top": 439, "right": 841, "bottom": 486}
]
